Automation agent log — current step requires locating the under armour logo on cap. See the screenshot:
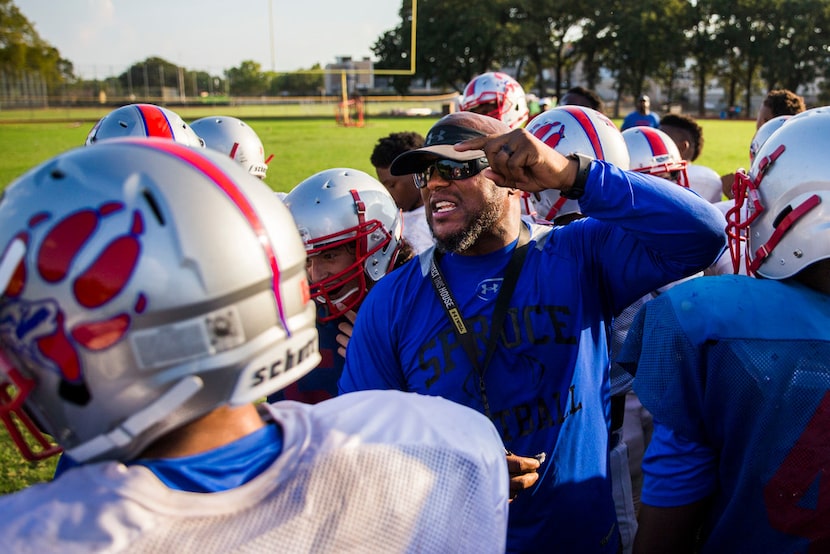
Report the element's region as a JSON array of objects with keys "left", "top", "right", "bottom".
[{"left": 425, "top": 125, "right": 487, "bottom": 146}]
